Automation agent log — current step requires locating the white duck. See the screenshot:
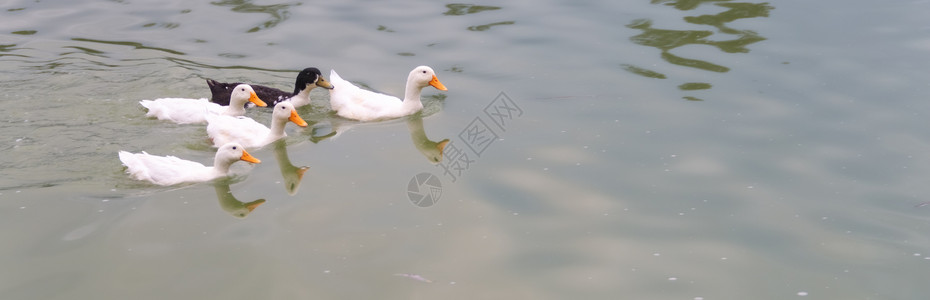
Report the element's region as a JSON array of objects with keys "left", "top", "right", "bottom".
[
  {"left": 140, "top": 84, "right": 267, "bottom": 124},
  {"left": 328, "top": 65, "right": 448, "bottom": 121},
  {"left": 206, "top": 101, "right": 308, "bottom": 148},
  {"left": 118, "top": 142, "right": 260, "bottom": 186}
]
